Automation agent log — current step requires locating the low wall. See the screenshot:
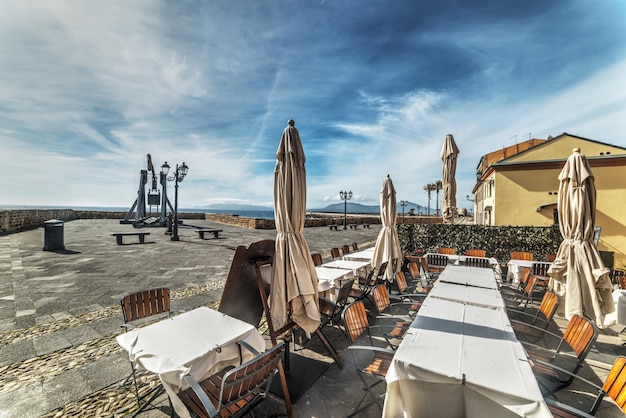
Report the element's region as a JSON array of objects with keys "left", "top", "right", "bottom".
[{"left": 0, "top": 210, "right": 205, "bottom": 235}]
